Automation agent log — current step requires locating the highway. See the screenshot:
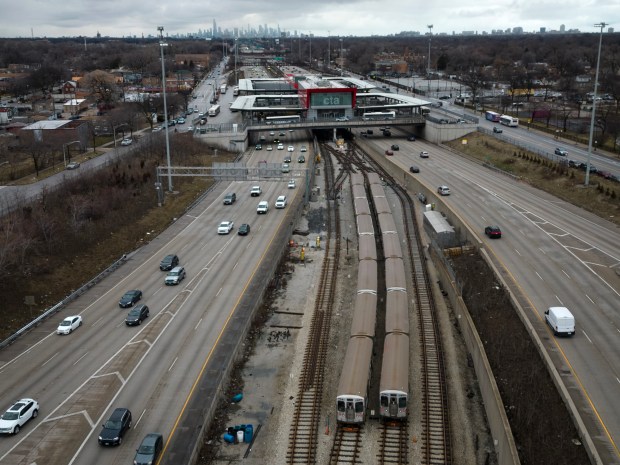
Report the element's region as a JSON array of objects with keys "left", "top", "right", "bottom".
[
  {"left": 361, "top": 131, "right": 620, "bottom": 460},
  {"left": 0, "top": 136, "right": 306, "bottom": 464}
]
